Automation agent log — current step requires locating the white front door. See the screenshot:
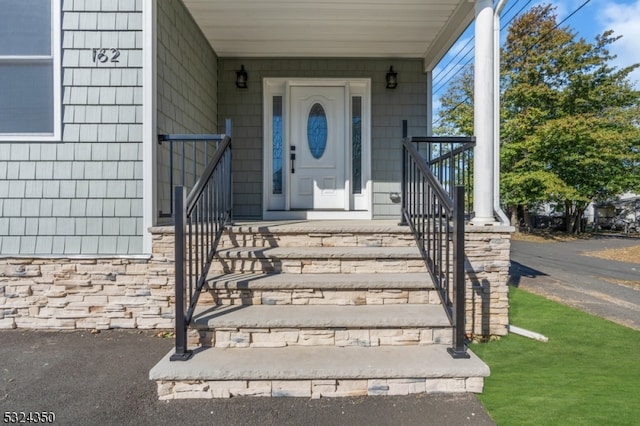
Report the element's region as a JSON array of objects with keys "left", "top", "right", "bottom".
[
  {"left": 263, "top": 78, "right": 372, "bottom": 220},
  {"left": 290, "top": 86, "right": 346, "bottom": 210}
]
